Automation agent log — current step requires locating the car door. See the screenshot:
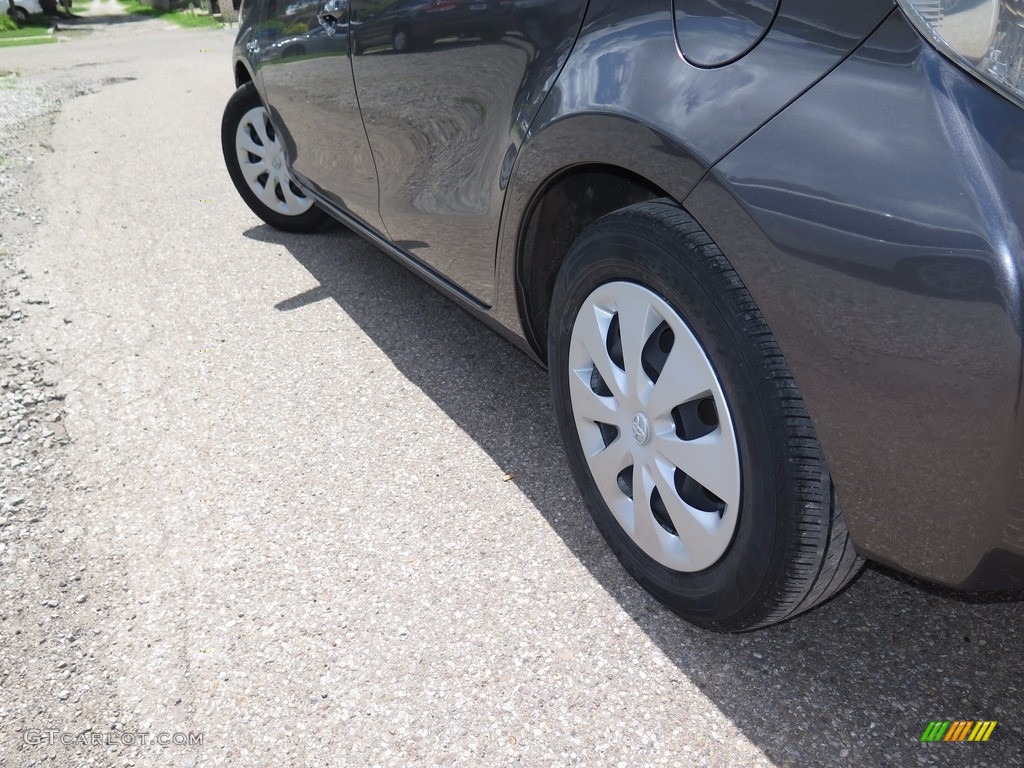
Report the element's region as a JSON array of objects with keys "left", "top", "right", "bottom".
[
  {"left": 257, "top": 0, "right": 385, "bottom": 232},
  {"left": 349, "top": 0, "right": 588, "bottom": 304}
]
